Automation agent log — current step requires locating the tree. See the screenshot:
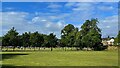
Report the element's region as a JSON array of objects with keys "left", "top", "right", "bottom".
[
  {"left": 35, "top": 33, "right": 44, "bottom": 50},
  {"left": 80, "top": 18, "right": 105, "bottom": 50},
  {"left": 68, "top": 28, "right": 78, "bottom": 50},
  {"left": 30, "top": 32, "right": 44, "bottom": 51},
  {"left": 47, "top": 33, "right": 57, "bottom": 51},
  {"left": 74, "top": 31, "right": 83, "bottom": 50},
  {"left": 61, "top": 24, "right": 75, "bottom": 51},
  {"left": 21, "top": 32, "right": 31, "bottom": 50},
  {"left": 2, "top": 27, "right": 19, "bottom": 51},
  {"left": 17, "top": 35, "right": 23, "bottom": 49},
  {"left": 42, "top": 34, "right": 49, "bottom": 48},
  {"left": 2, "top": 34, "right": 10, "bottom": 50}
]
